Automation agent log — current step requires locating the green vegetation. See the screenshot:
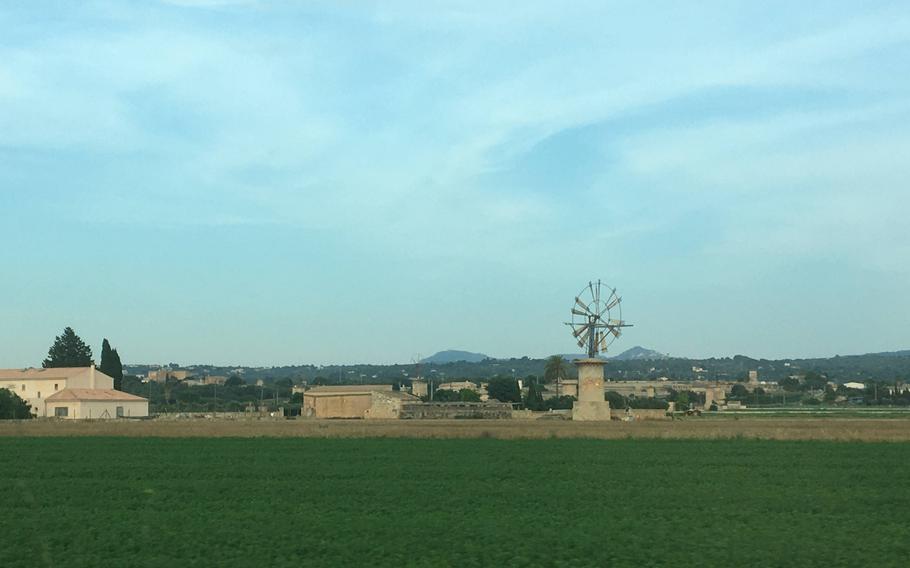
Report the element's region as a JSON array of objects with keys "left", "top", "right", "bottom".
[
  {"left": 458, "top": 388, "right": 481, "bottom": 402},
  {"left": 523, "top": 381, "right": 545, "bottom": 410},
  {"left": 1, "top": 438, "right": 907, "bottom": 567},
  {"left": 0, "top": 389, "right": 32, "bottom": 419},
  {"left": 121, "top": 376, "right": 293, "bottom": 414},
  {"left": 99, "top": 338, "right": 124, "bottom": 390},
  {"left": 486, "top": 376, "right": 521, "bottom": 403},
  {"left": 605, "top": 390, "right": 671, "bottom": 410},
  {"left": 544, "top": 354, "right": 569, "bottom": 384},
  {"left": 431, "top": 388, "right": 481, "bottom": 403},
  {"left": 42, "top": 326, "right": 93, "bottom": 368}
]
